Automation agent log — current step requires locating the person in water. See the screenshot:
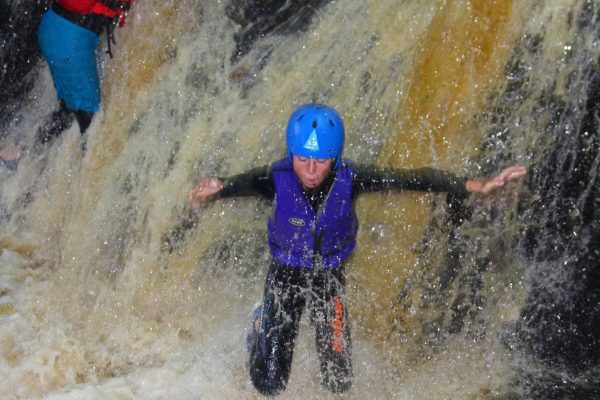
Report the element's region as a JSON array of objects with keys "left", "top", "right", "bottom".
[
  {"left": 38, "top": 0, "right": 134, "bottom": 142},
  {"left": 37, "top": 0, "right": 133, "bottom": 143},
  {"left": 188, "top": 104, "right": 527, "bottom": 396},
  {"left": 0, "top": 0, "right": 133, "bottom": 165}
]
